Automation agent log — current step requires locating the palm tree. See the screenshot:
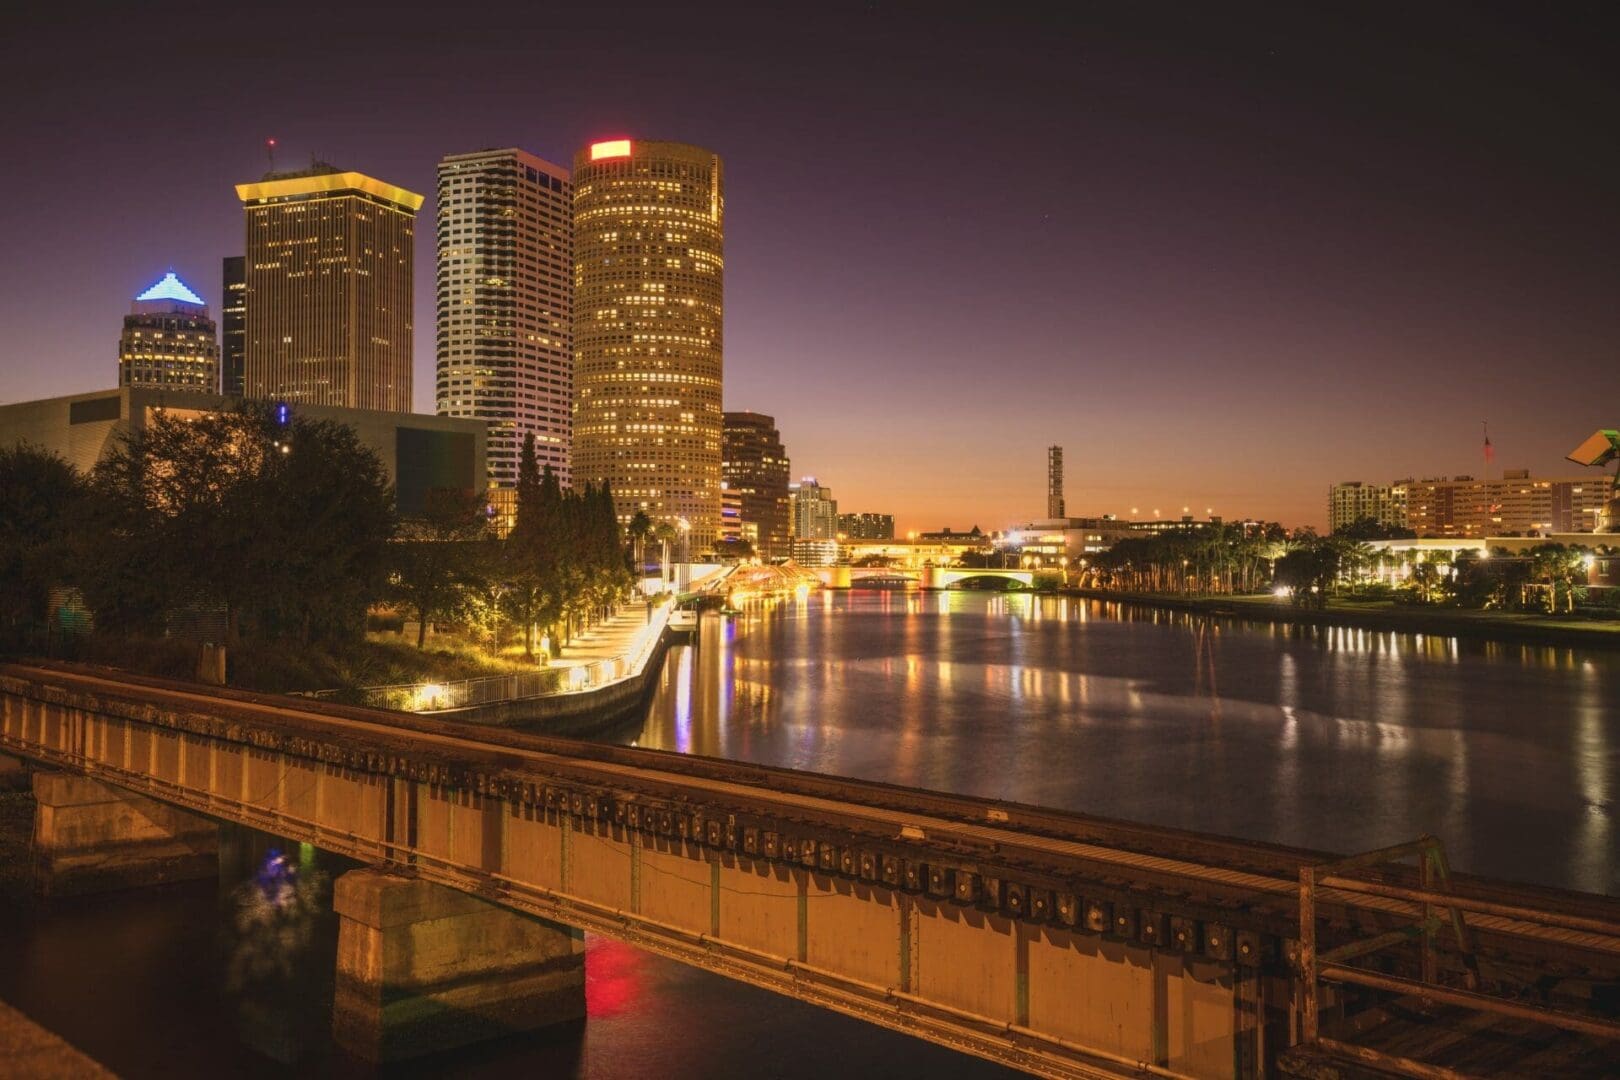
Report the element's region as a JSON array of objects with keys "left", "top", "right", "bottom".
[{"left": 628, "top": 511, "right": 652, "bottom": 574}]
